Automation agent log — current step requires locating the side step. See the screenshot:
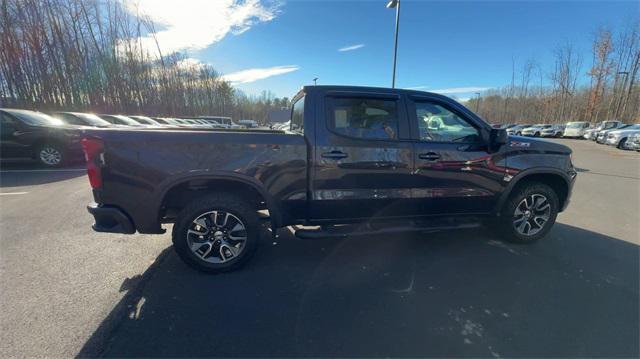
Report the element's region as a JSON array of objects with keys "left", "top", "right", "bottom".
[{"left": 293, "top": 217, "right": 483, "bottom": 239}]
